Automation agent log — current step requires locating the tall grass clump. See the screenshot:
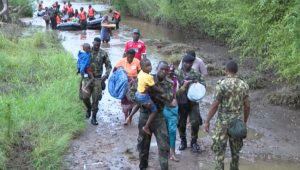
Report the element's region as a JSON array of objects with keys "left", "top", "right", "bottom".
[{"left": 0, "top": 30, "right": 85, "bottom": 169}]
